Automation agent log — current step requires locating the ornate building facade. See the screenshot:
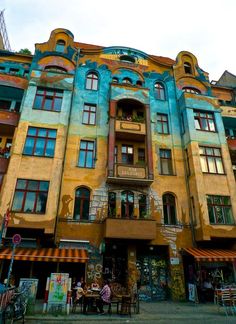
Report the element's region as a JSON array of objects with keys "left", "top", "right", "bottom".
[{"left": 0, "top": 28, "right": 235, "bottom": 300}]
